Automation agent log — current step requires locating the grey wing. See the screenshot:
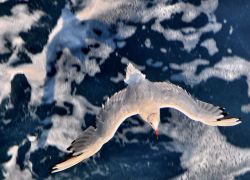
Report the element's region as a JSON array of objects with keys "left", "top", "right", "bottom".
[
  {"left": 95, "top": 87, "right": 140, "bottom": 138},
  {"left": 69, "top": 88, "right": 138, "bottom": 155},
  {"left": 154, "top": 82, "right": 241, "bottom": 126},
  {"left": 67, "top": 126, "right": 99, "bottom": 155},
  {"left": 52, "top": 88, "right": 139, "bottom": 173},
  {"left": 52, "top": 126, "right": 102, "bottom": 173}
]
